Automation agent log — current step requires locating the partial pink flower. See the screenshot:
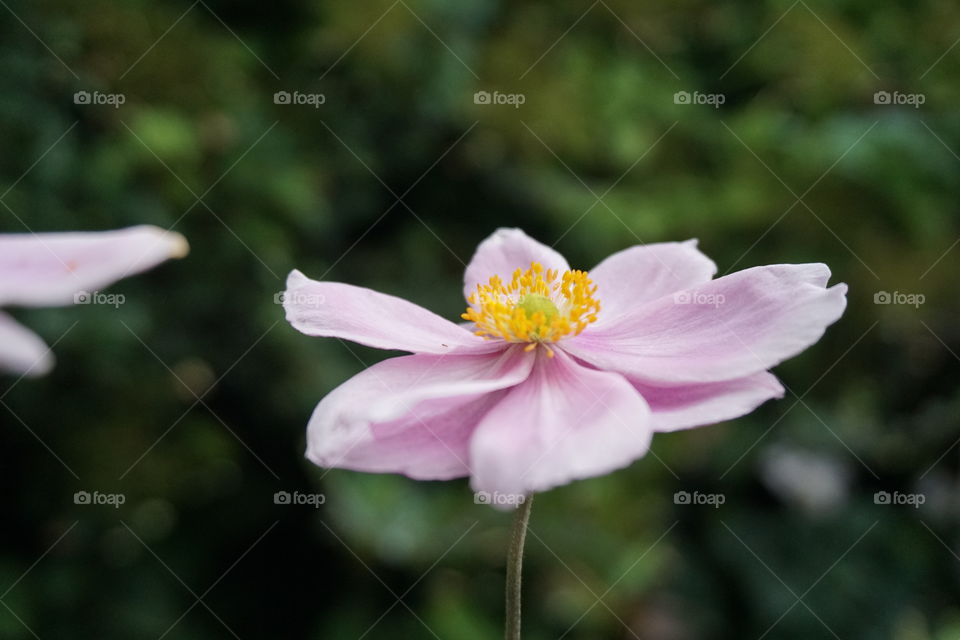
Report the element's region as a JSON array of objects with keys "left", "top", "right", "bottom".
[
  {"left": 0, "top": 225, "right": 189, "bottom": 376},
  {"left": 285, "top": 228, "right": 847, "bottom": 500}
]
